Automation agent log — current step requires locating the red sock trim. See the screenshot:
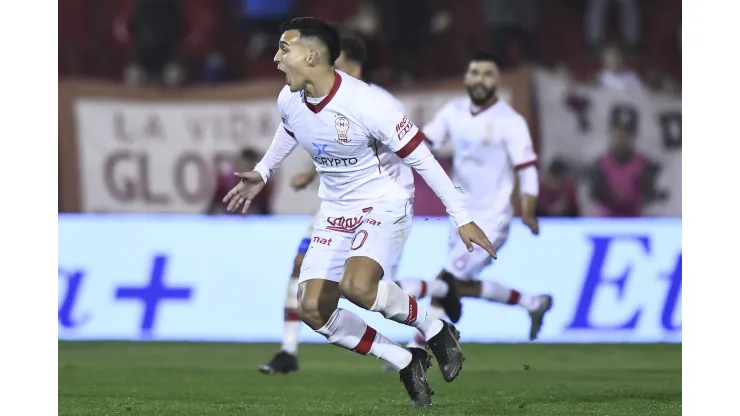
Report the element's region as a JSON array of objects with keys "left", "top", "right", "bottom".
[
  {"left": 404, "top": 296, "right": 419, "bottom": 325},
  {"left": 283, "top": 308, "right": 300, "bottom": 321},
  {"left": 419, "top": 281, "right": 428, "bottom": 299},
  {"left": 414, "top": 333, "right": 426, "bottom": 346},
  {"left": 353, "top": 326, "right": 377, "bottom": 355},
  {"left": 507, "top": 290, "right": 521, "bottom": 305}
]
